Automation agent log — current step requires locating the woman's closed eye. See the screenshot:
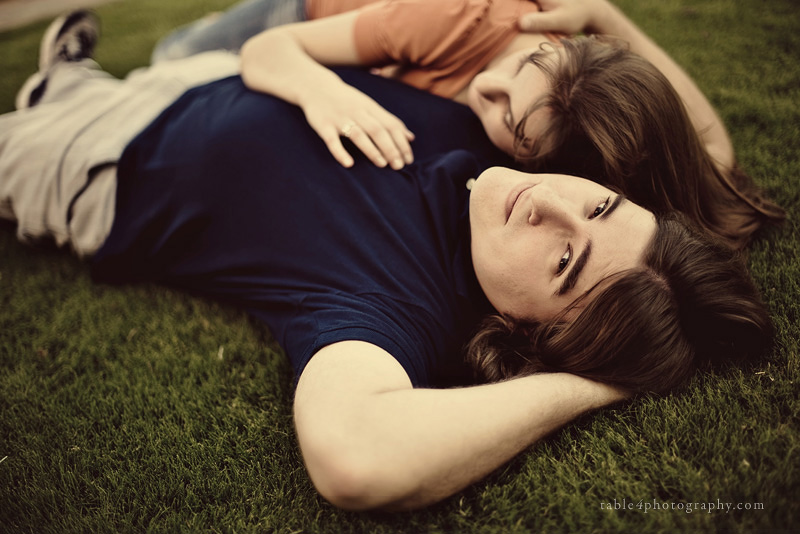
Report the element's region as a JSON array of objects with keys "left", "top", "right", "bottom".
[
  {"left": 503, "top": 55, "right": 532, "bottom": 133},
  {"left": 504, "top": 110, "right": 514, "bottom": 132}
]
